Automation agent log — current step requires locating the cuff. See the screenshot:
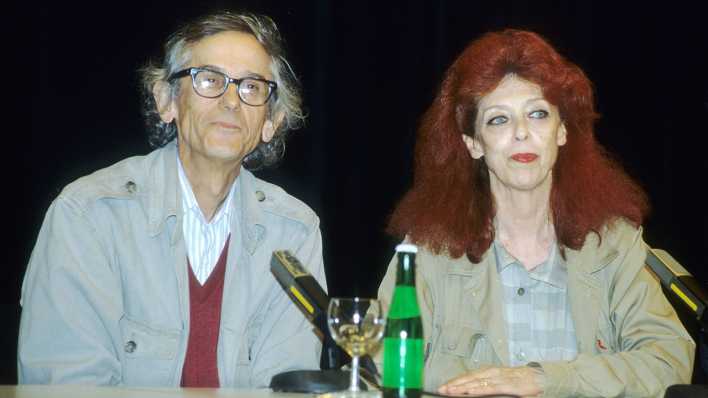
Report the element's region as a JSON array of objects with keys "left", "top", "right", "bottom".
[{"left": 536, "top": 360, "right": 577, "bottom": 397}]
